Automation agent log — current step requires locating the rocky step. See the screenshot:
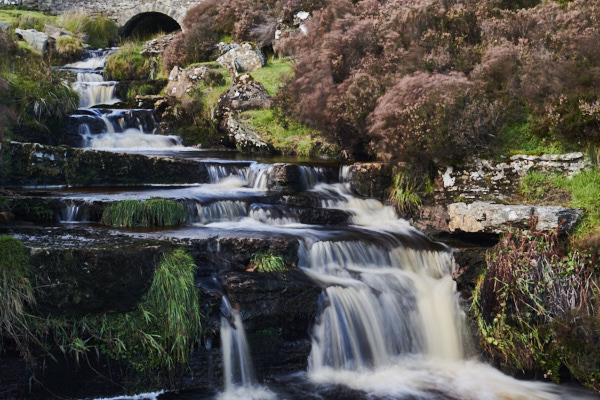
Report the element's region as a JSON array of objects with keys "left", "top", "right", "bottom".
[{"left": 0, "top": 224, "right": 316, "bottom": 398}]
